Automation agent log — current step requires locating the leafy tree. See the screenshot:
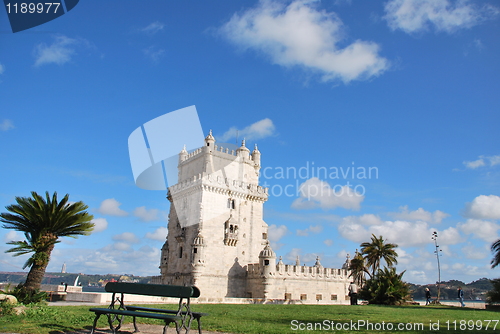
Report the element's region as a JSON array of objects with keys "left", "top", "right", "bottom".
[
  {"left": 486, "top": 278, "right": 500, "bottom": 304},
  {"left": 348, "top": 250, "right": 371, "bottom": 287},
  {"left": 360, "top": 234, "right": 398, "bottom": 277},
  {"left": 1, "top": 191, "right": 94, "bottom": 293},
  {"left": 491, "top": 239, "right": 500, "bottom": 269},
  {"left": 359, "top": 267, "right": 410, "bottom": 305}
]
